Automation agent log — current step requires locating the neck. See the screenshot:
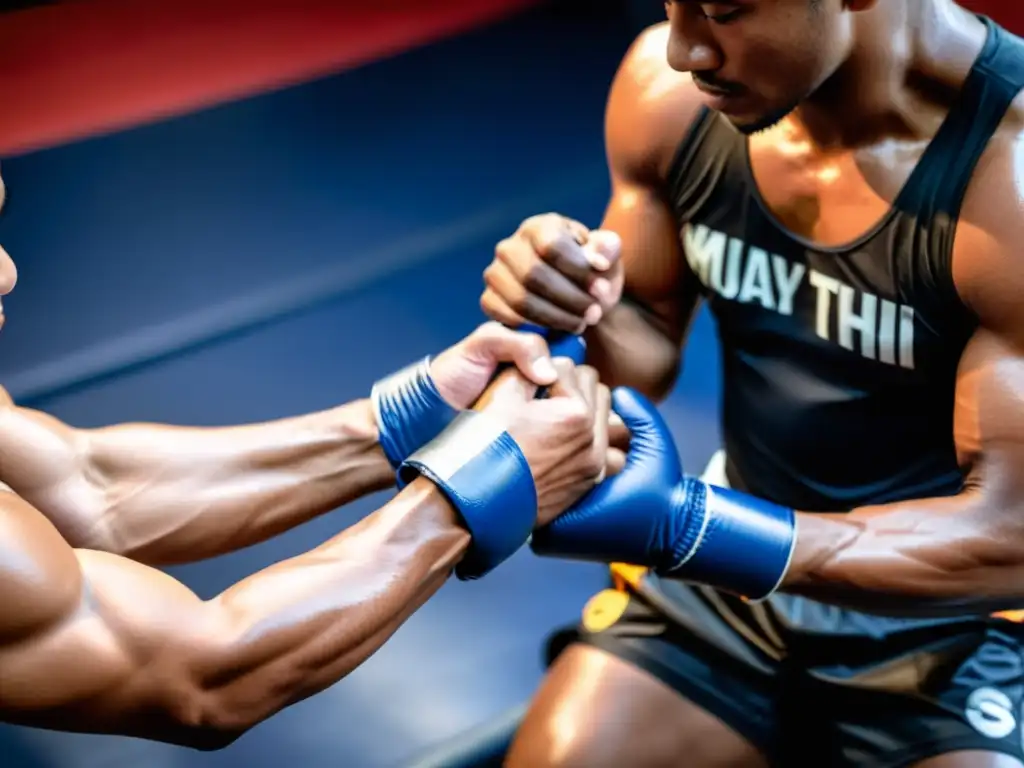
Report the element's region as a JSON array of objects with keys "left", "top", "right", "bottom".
[{"left": 793, "top": 0, "right": 987, "bottom": 149}]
